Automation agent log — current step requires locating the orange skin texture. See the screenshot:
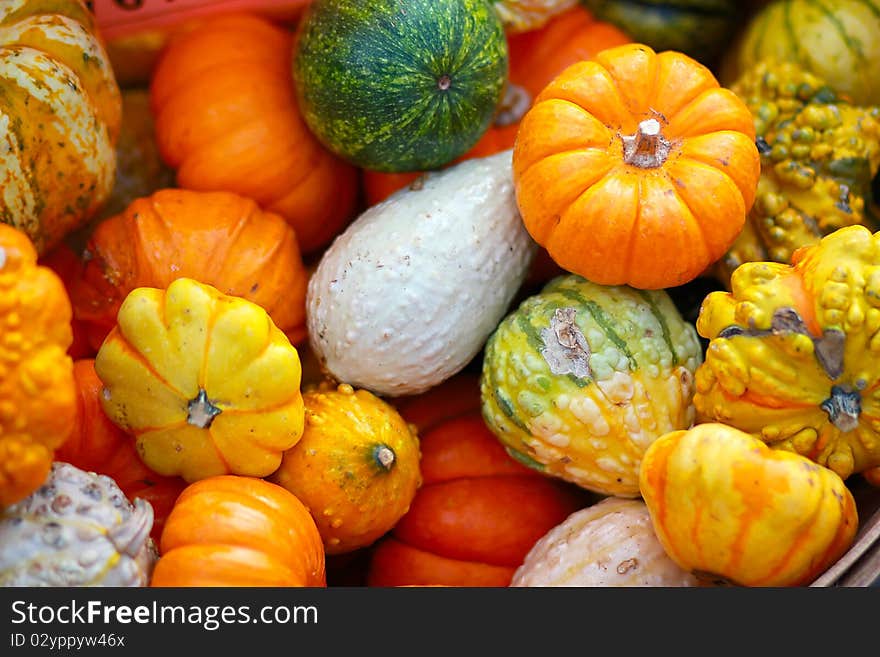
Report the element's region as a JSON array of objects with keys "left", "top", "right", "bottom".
[
  {"left": 271, "top": 383, "right": 422, "bottom": 555},
  {"left": 39, "top": 243, "right": 96, "bottom": 360},
  {"left": 0, "top": 224, "right": 76, "bottom": 507},
  {"left": 55, "top": 360, "right": 186, "bottom": 541},
  {"left": 151, "top": 475, "right": 325, "bottom": 587},
  {"left": 149, "top": 12, "right": 358, "bottom": 254},
  {"left": 513, "top": 43, "right": 760, "bottom": 290},
  {"left": 70, "top": 188, "right": 309, "bottom": 353},
  {"left": 394, "top": 373, "right": 482, "bottom": 435},
  {"left": 367, "top": 413, "right": 588, "bottom": 586},
  {"left": 361, "top": 4, "right": 630, "bottom": 207},
  {"left": 639, "top": 423, "right": 858, "bottom": 587}
]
